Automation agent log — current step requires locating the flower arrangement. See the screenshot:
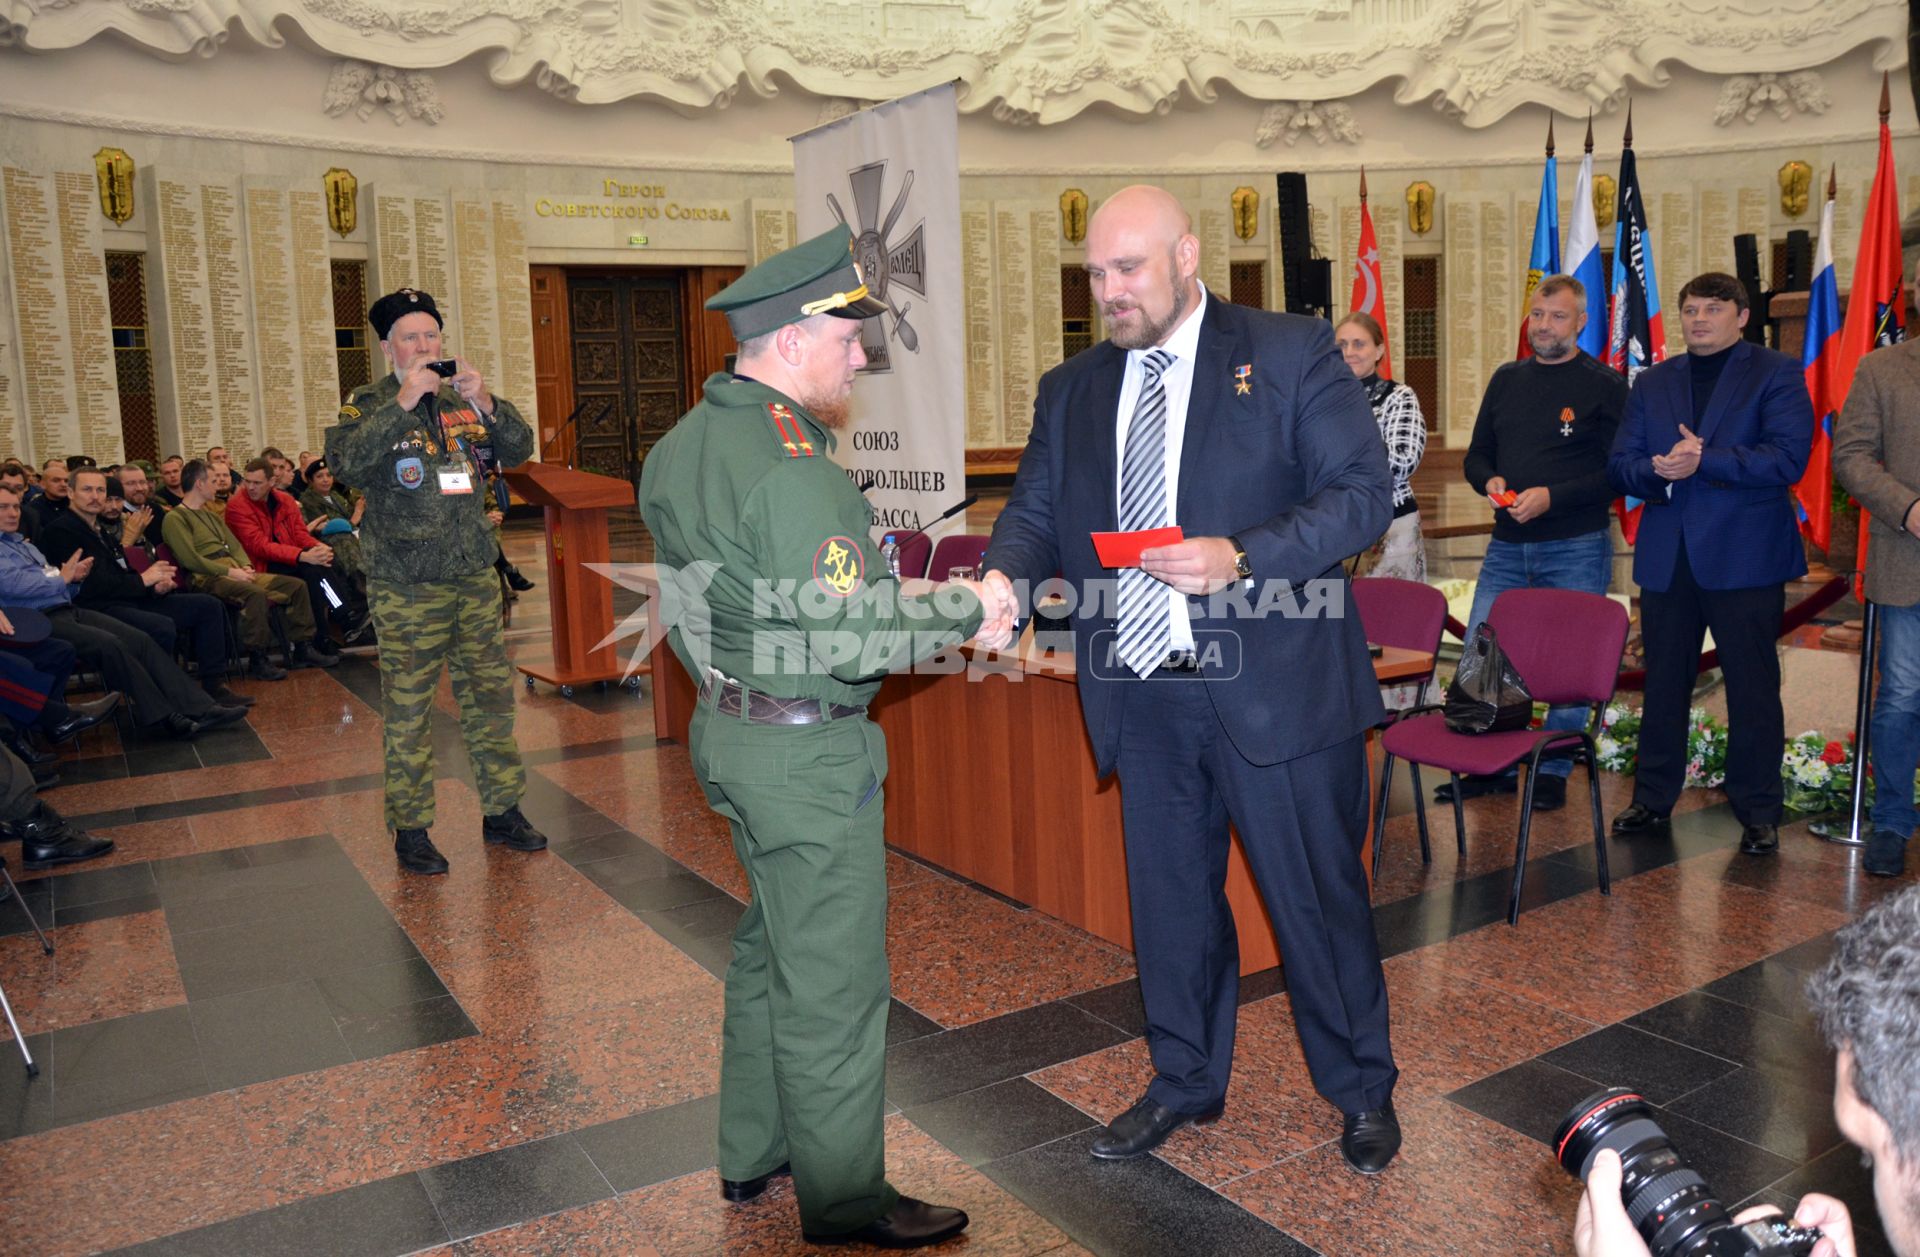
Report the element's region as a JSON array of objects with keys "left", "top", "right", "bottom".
[
  {"left": 1596, "top": 712, "right": 1920, "bottom": 812},
  {"left": 1782, "top": 730, "right": 1864, "bottom": 814},
  {"left": 1595, "top": 704, "right": 1727, "bottom": 788}
]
